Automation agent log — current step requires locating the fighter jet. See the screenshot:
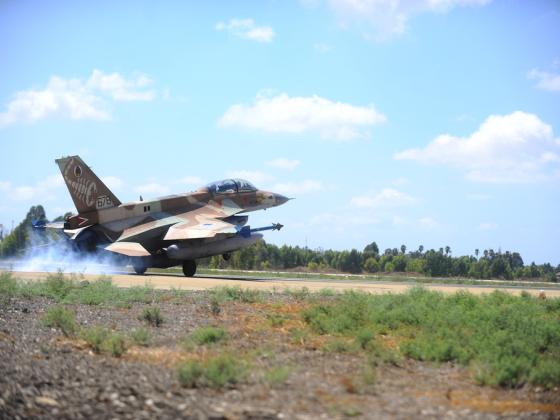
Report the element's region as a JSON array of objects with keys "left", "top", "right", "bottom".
[{"left": 43, "top": 155, "right": 289, "bottom": 276}]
